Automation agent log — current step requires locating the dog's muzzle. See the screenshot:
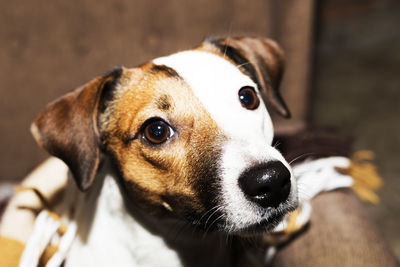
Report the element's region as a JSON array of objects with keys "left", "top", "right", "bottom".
[{"left": 238, "top": 161, "right": 291, "bottom": 208}]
